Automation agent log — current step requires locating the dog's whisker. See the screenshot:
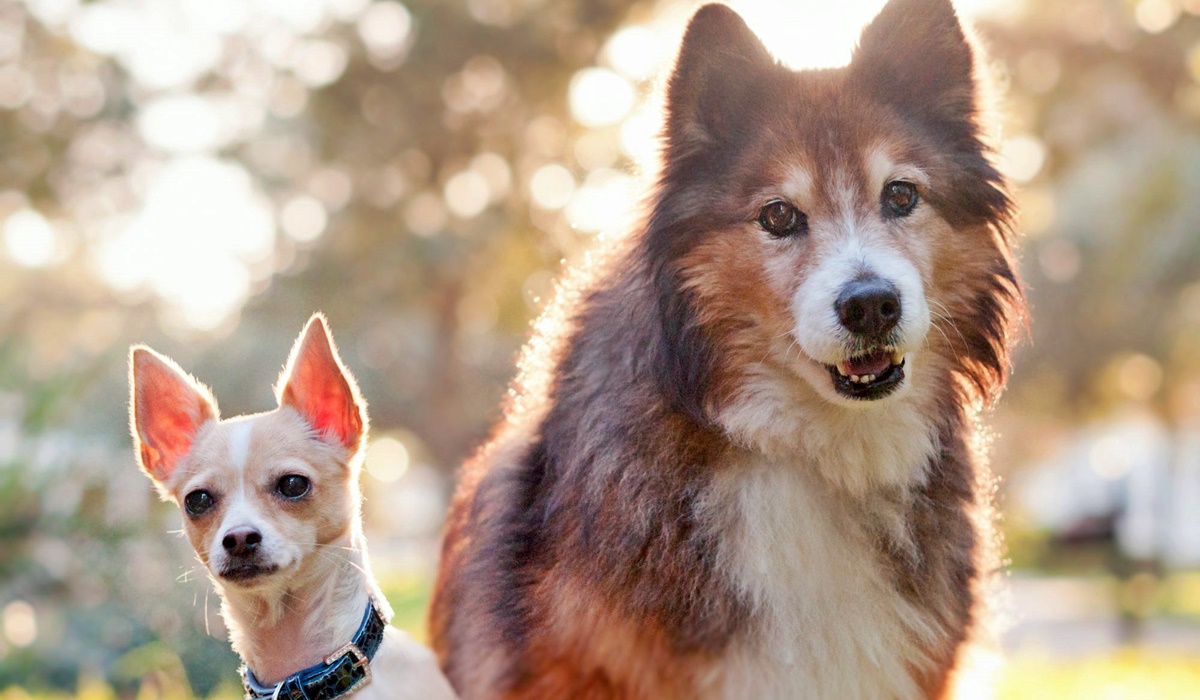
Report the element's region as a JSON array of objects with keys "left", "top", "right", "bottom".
[
  {"left": 315, "top": 548, "right": 370, "bottom": 578},
  {"left": 204, "top": 584, "right": 212, "bottom": 637},
  {"left": 928, "top": 300, "right": 969, "bottom": 349}
]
